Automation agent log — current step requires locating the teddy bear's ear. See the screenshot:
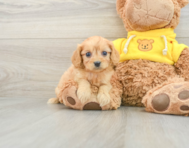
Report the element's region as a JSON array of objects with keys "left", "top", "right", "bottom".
[
  {"left": 116, "top": 0, "right": 127, "bottom": 17},
  {"left": 177, "top": 0, "right": 189, "bottom": 8},
  {"left": 137, "top": 40, "right": 142, "bottom": 44},
  {"left": 150, "top": 40, "right": 154, "bottom": 44}
]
